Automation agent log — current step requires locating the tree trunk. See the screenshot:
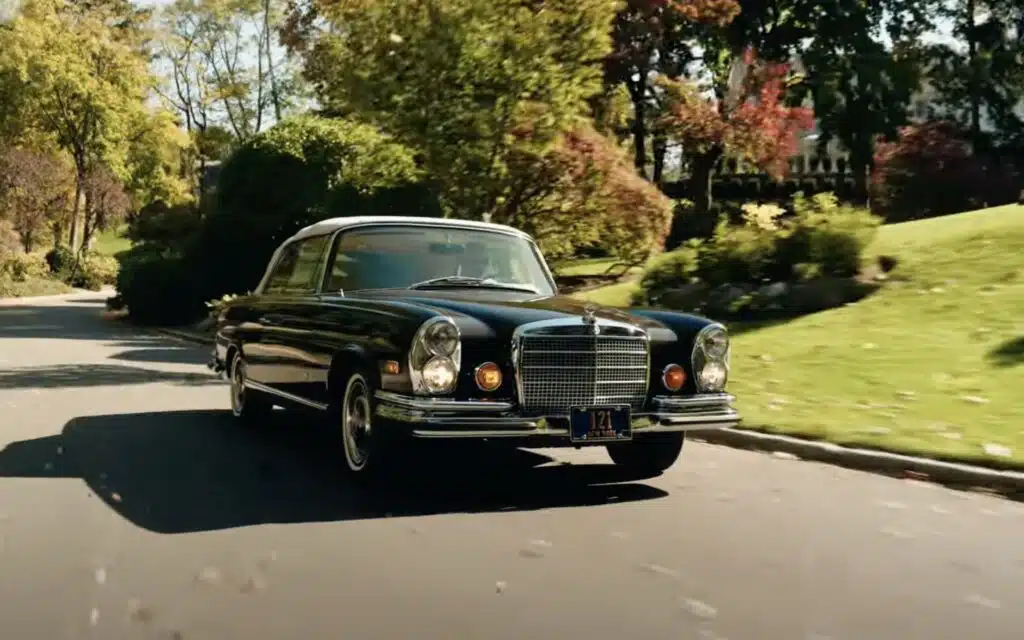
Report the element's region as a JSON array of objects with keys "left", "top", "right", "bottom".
[
  {"left": 688, "top": 146, "right": 722, "bottom": 220},
  {"left": 965, "top": 0, "right": 982, "bottom": 149},
  {"left": 69, "top": 166, "right": 85, "bottom": 252},
  {"left": 652, "top": 135, "right": 667, "bottom": 185},
  {"left": 629, "top": 75, "right": 648, "bottom": 178}
]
